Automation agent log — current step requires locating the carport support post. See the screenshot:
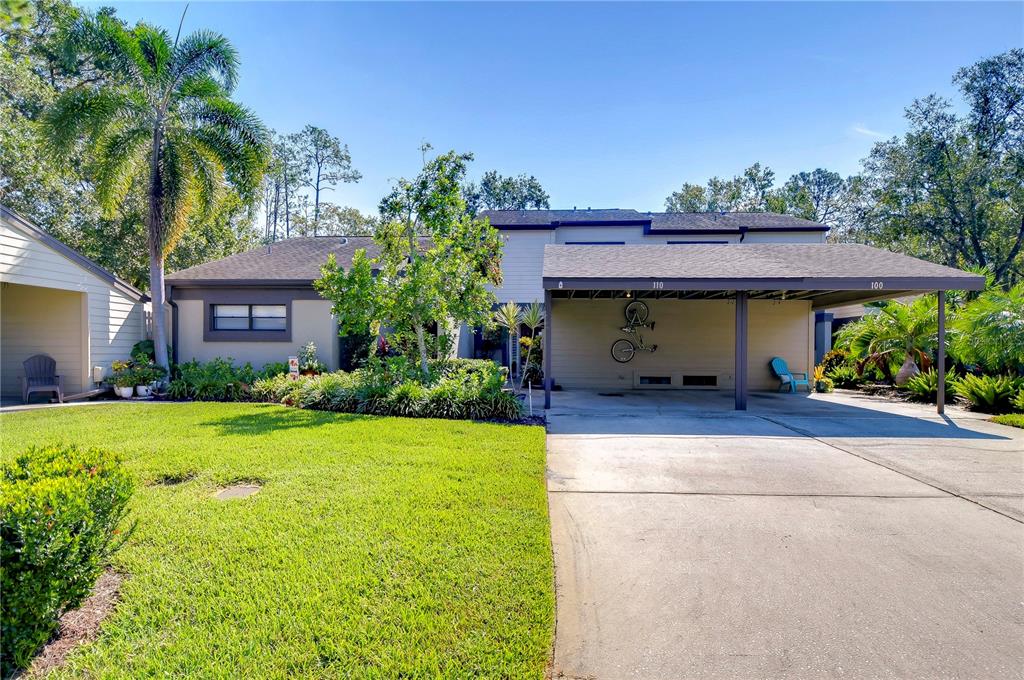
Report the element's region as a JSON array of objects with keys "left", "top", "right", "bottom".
[
  {"left": 735, "top": 291, "right": 748, "bottom": 411},
  {"left": 543, "top": 289, "right": 552, "bottom": 410},
  {"left": 937, "top": 290, "right": 945, "bottom": 415}
]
